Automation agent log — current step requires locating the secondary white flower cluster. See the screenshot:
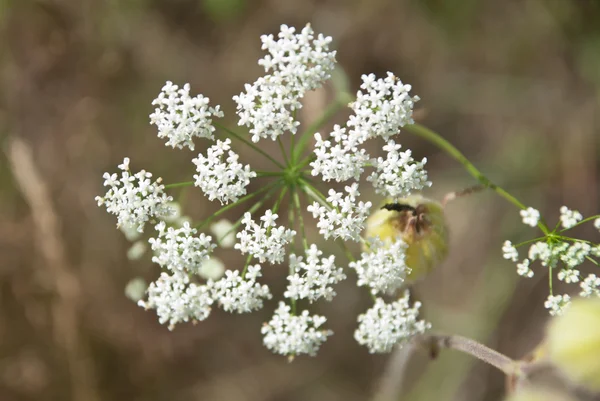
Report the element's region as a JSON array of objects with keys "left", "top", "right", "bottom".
[
  {"left": 211, "top": 265, "right": 272, "bottom": 313},
  {"left": 234, "top": 24, "right": 336, "bottom": 142},
  {"left": 149, "top": 221, "right": 215, "bottom": 274},
  {"left": 285, "top": 245, "right": 346, "bottom": 302},
  {"left": 503, "top": 205, "right": 600, "bottom": 314},
  {"left": 261, "top": 302, "right": 332, "bottom": 357},
  {"left": 310, "top": 73, "right": 429, "bottom": 200},
  {"left": 149, "top": 81, "right": 224, "bottom": 150},
  {"left": 367, "top": 140, "right": 431, "bottom": 198},
  {"left": 235, "top": 210, "right": 296, "bottom": 264},
  {"left": 96, "top": 158, "right": 174, "bottom": 232},
  {"left": 139, "top": 271, "right": 213, "bottom": 328},
  {"left": 307, "top": 183, "right": 372, "bottom": 241},
  {"left": 192, "top": 139, "right": 256, "bottom": 204},
  {"left": 350, "top": 238, "right": 410, "bottom": 295},
  {"left": 354, "top": 292, "right": 430, "bottom": 353}
]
